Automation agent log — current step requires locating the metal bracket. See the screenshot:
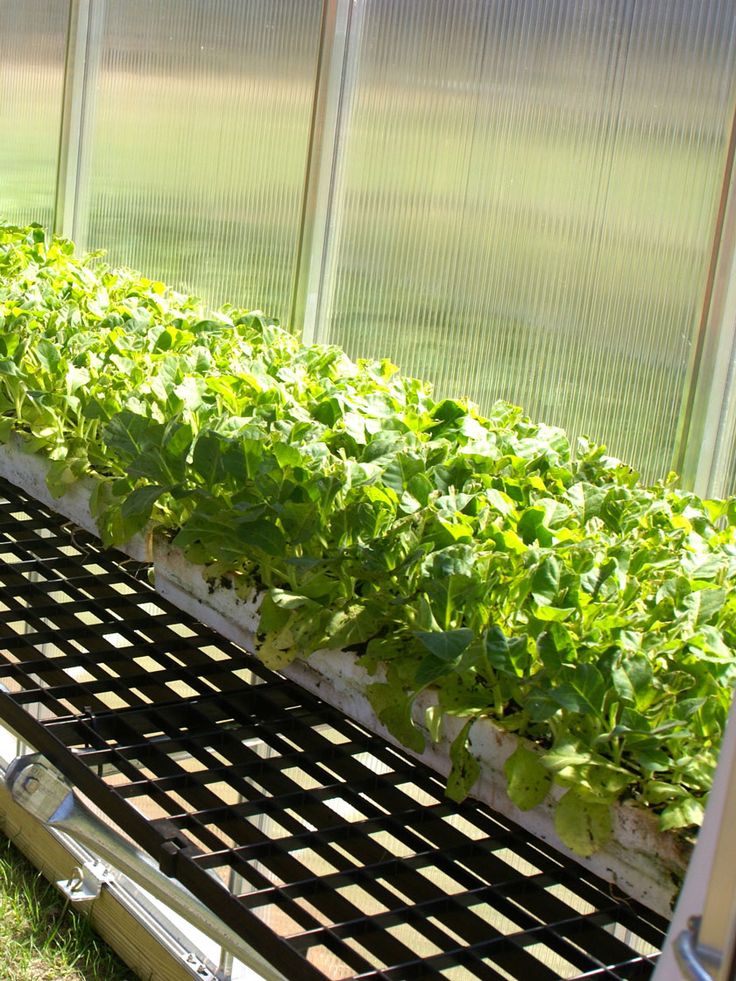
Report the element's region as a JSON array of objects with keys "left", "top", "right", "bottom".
[
  {"left": 182, "top": 953, "right": 218, "bottom": 980},
  {"left": 675, "top": 916, "right": 722, "bottom": 981},
  {"left": 56, "top": 858, "right": 114, "bottom": 907}
]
